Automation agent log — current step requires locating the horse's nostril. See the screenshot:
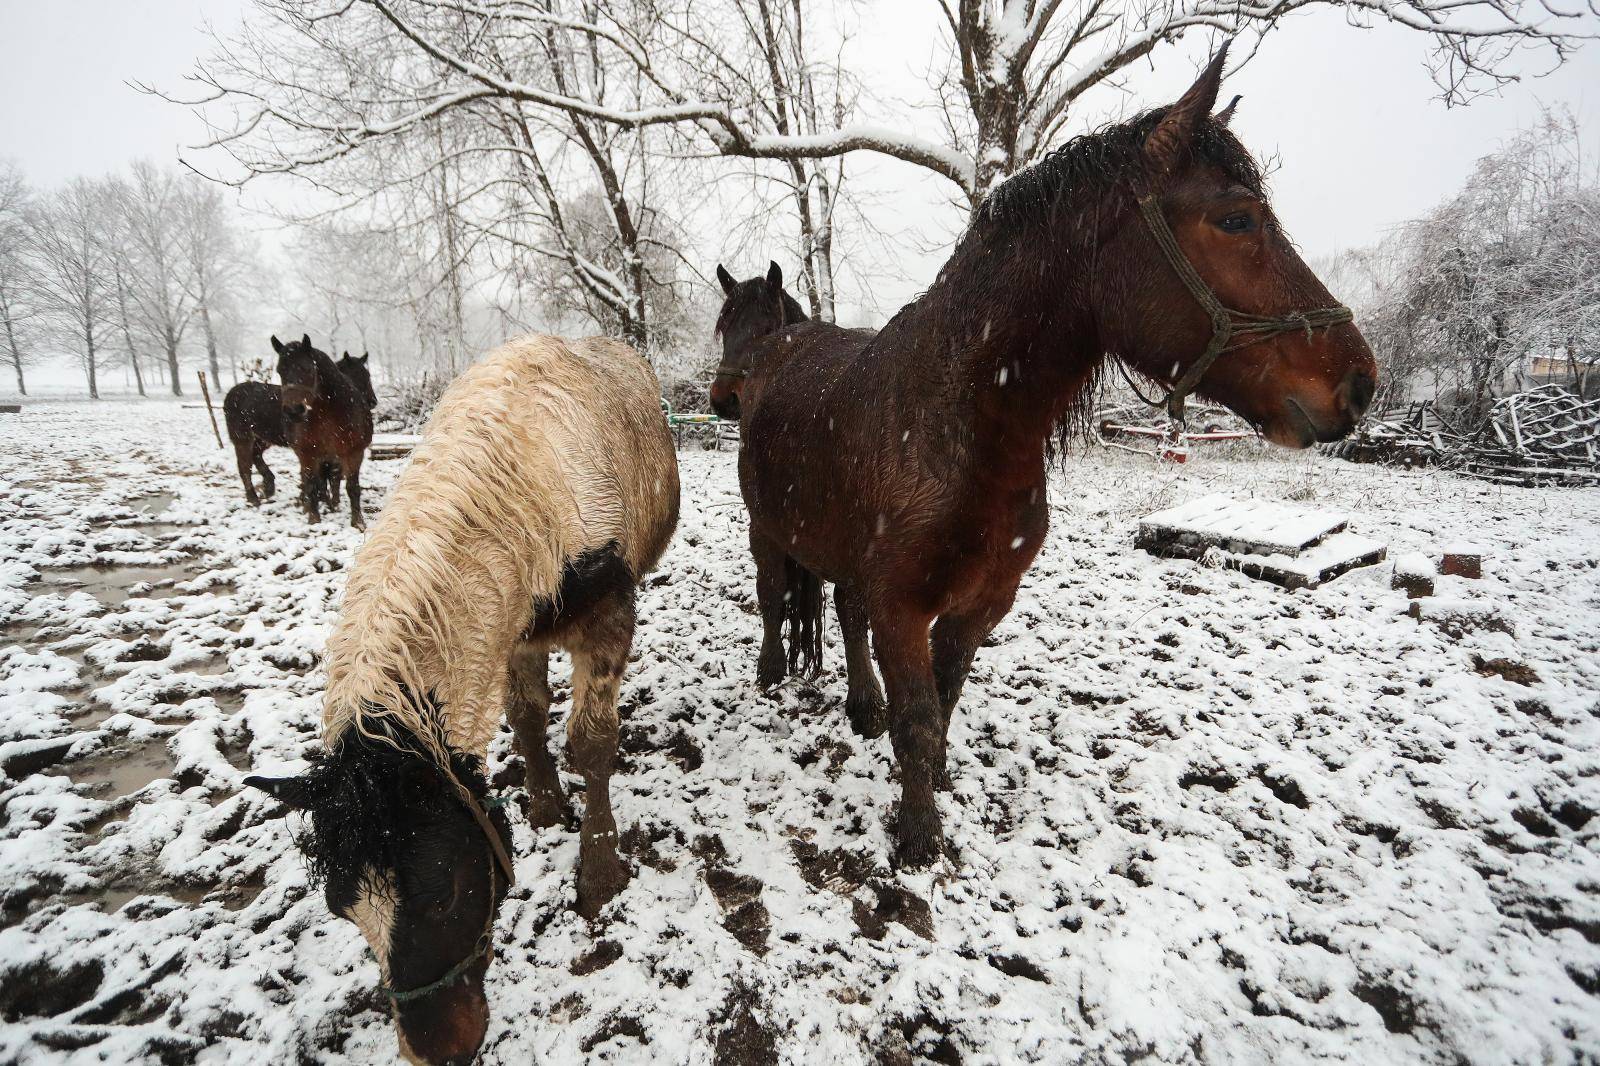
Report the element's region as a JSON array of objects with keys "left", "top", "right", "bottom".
[{"left": 1342, "top": 369, "right": 1376, "bottom": 420}]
